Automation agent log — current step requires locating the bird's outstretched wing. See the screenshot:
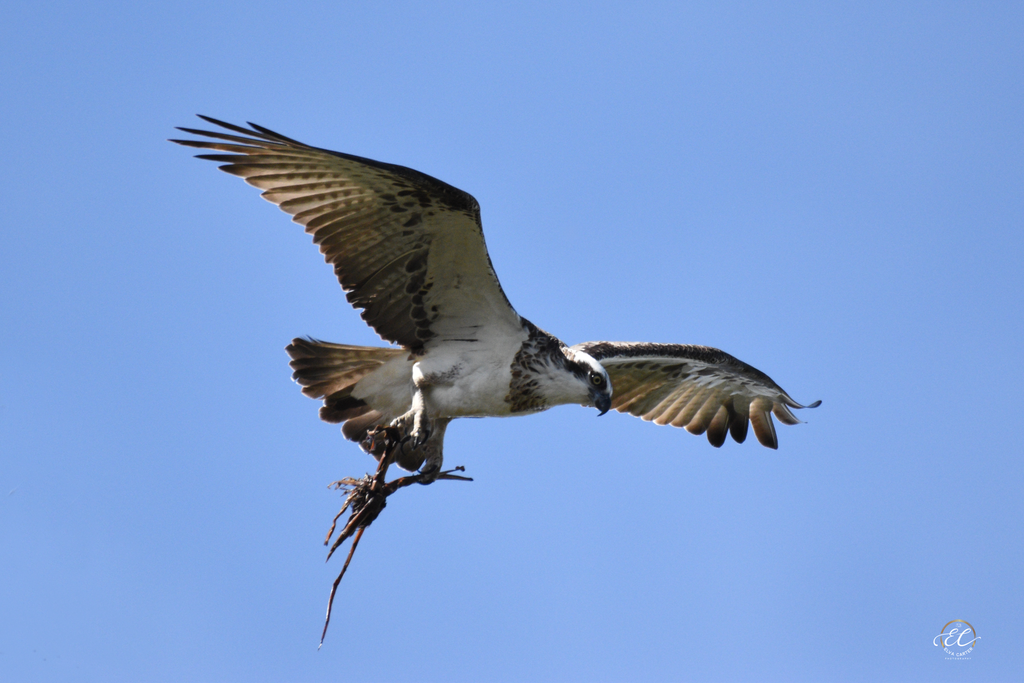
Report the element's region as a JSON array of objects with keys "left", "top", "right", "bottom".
[
  {"left": 572, "top": 342, "right": 820, "bottom": 449},
  {"left": 171, "top": 116, "right": 522, "bottom": 348}
]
